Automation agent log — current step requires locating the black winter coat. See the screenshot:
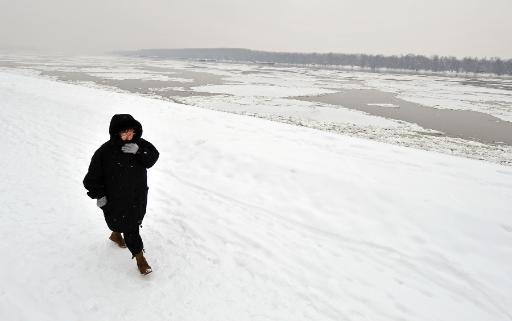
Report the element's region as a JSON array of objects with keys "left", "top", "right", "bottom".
[{"left": 83, "top": 114, "right": 159, "bottom": 232}]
